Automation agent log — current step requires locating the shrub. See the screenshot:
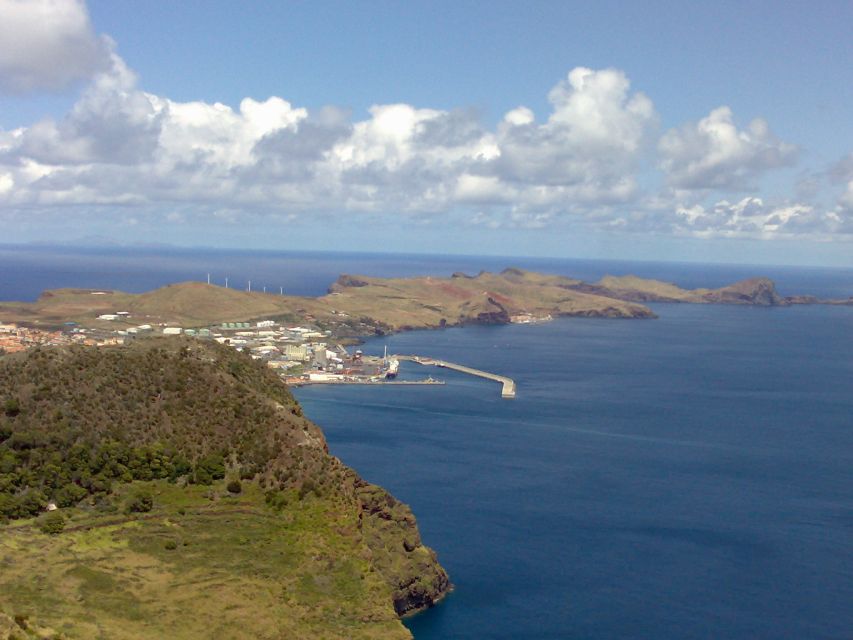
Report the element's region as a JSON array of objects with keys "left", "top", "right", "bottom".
[
  {"left": 124, "top": 488, "right": 154, "bottom": 514},
  {"left": 265, "top": 490, "right": 289, "bottom": 511},
  {"left": 193, "top": 466, "right": 212, "bottom": 486},
  {"left": 226, "top": 479, "right": 242, "bottom": 495},
  {"left": 3, "top": 397, "right": 20, "bottom": 417},
  {"left": 38, "top": 511, "right": 66, "bottom": 535},
  {"left": 54, "top": 482, "right": 88, "bottom": 508},
  {"left": 193, "top": 453, "right": 225, "bottom": 485},
  {"left": 16, "top": 489, "right": 47, "bottom": 518},
  {"left": 164, "top": 539, "right": 178, "bottom": 550}
]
